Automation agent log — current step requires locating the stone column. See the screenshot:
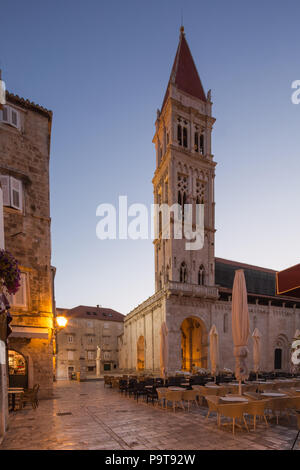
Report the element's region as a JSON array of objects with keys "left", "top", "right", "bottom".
[
  {"left": 167, "top": 328, "right": 182, "bottom": 373},
  {"left": 78, "top": 342, "right": 86, "bottom": 382},
  {"left": 96, "top": 346, "right": 101, "bottom": 377}
]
